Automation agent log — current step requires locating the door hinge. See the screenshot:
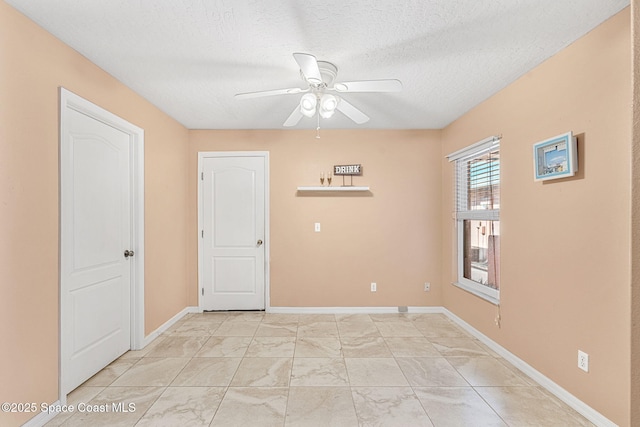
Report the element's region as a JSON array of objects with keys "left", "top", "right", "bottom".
[
  {"left": 201, "top": 172, "right": 204, "bottom": 180},
  {"left": 201, "top": 288, "right": 204, "bottom": 296},
  {"left": 201, "top": 230, "right": 204, "bottom": 238}
]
